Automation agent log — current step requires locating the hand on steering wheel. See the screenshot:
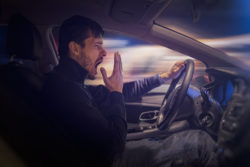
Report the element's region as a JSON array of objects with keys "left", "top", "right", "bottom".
[
  {"left": 159, "top": 61, "right": 185, "bottom": 81},
  {"left": 157, "top": 59, "right": 194, "bottom": 130}
]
